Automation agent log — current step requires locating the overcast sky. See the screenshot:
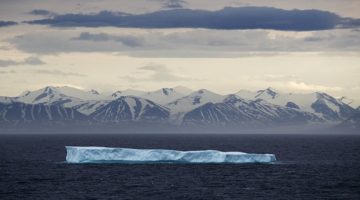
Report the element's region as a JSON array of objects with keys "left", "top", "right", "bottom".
[{"left": 0, "top": 0, "right": 359, "bottom": 100}]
